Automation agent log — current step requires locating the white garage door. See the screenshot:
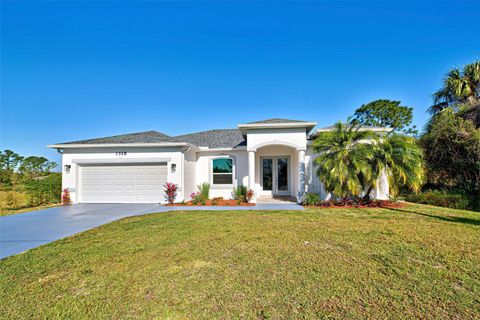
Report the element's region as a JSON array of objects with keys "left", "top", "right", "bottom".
[{"left": 80, "top": 164, "right": 168, "bottom": 203}]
